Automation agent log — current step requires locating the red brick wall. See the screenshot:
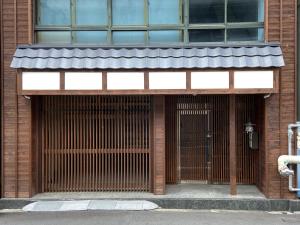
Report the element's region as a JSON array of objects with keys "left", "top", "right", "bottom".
[
  {"left": 1, "top": 0, "right": 32, "bottom": 198},
  {"left": 266, "top": 0, "right": 297, "bottom": 199}
]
